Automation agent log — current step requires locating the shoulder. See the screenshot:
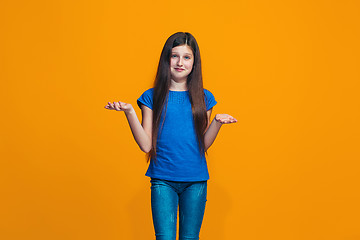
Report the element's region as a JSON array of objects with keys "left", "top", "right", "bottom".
[
  {"left": 142, "top": 88, "right": 154, "bottom": 95},
  {"left": 203, "top": 89, "right": 214, "bottom": 97},
  {"left": 203, "top": 89, "right": 216, "bottom": 101},
  {"left": 137, "top": 88, "right": 154, "bottom": 109},
  {"left": 139, "top": 88, "right": 154, "bottom": 99},
  {"left": 203, "top": 89, "right": 217, "bottom": 110}
]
